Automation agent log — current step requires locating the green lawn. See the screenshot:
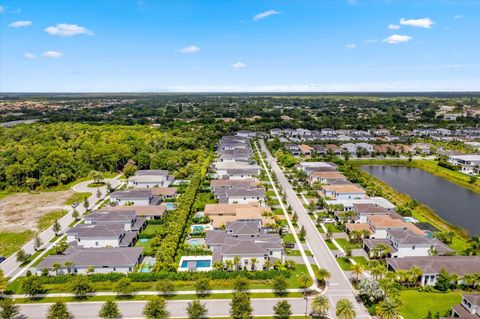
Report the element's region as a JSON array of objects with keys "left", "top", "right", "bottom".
[
  {"left": 400, "top": 290, "right": 462, "bottom": 319},
  {"left": 0, "top": 230, "right": 35, "bottom": 257},
  {"left": 37, "top": 210, "right": 68, "bottom": 230},
  {"left": 282, "top": 233, "right": 305, "bottom": 243},
  {"left": 285, "top": 249, "right": 313, "bottom": 257},
  {"left": 135, "top": 238, "right": 155, "bottom": 255},
  {"left": 336, "top": 256, "right": 370, "bottom": 271},
  {"left": 87, "top": 182, "right": 107, "bottom": 188},
  {"left": 324, "top": 223, "right": 343, "bottom": 233},
  {"left": 139, "top": 224, "right": 164, "bottom": 238},
  {"left": 335, "top": 238, "right": 362, "bottom": 250},
  {"left": 64, "top": 192, "right": 91, "bottom": 206},
  {"left": 325, "top": 240, "right": 337, "bottom": 250}
]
